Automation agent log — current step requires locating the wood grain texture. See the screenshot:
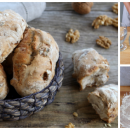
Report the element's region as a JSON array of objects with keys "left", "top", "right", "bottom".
[
  {"left": 0, "top": 2, "right": 118, "bottom": 128},
  {"left": 120, "top": 27, "right": 130, "bottom": 64}
]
